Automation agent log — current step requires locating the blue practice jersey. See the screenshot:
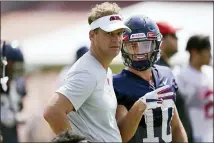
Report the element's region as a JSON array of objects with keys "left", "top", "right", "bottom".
[{"left": 113, "top": 65, "right": 178, "bottom": 143}]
